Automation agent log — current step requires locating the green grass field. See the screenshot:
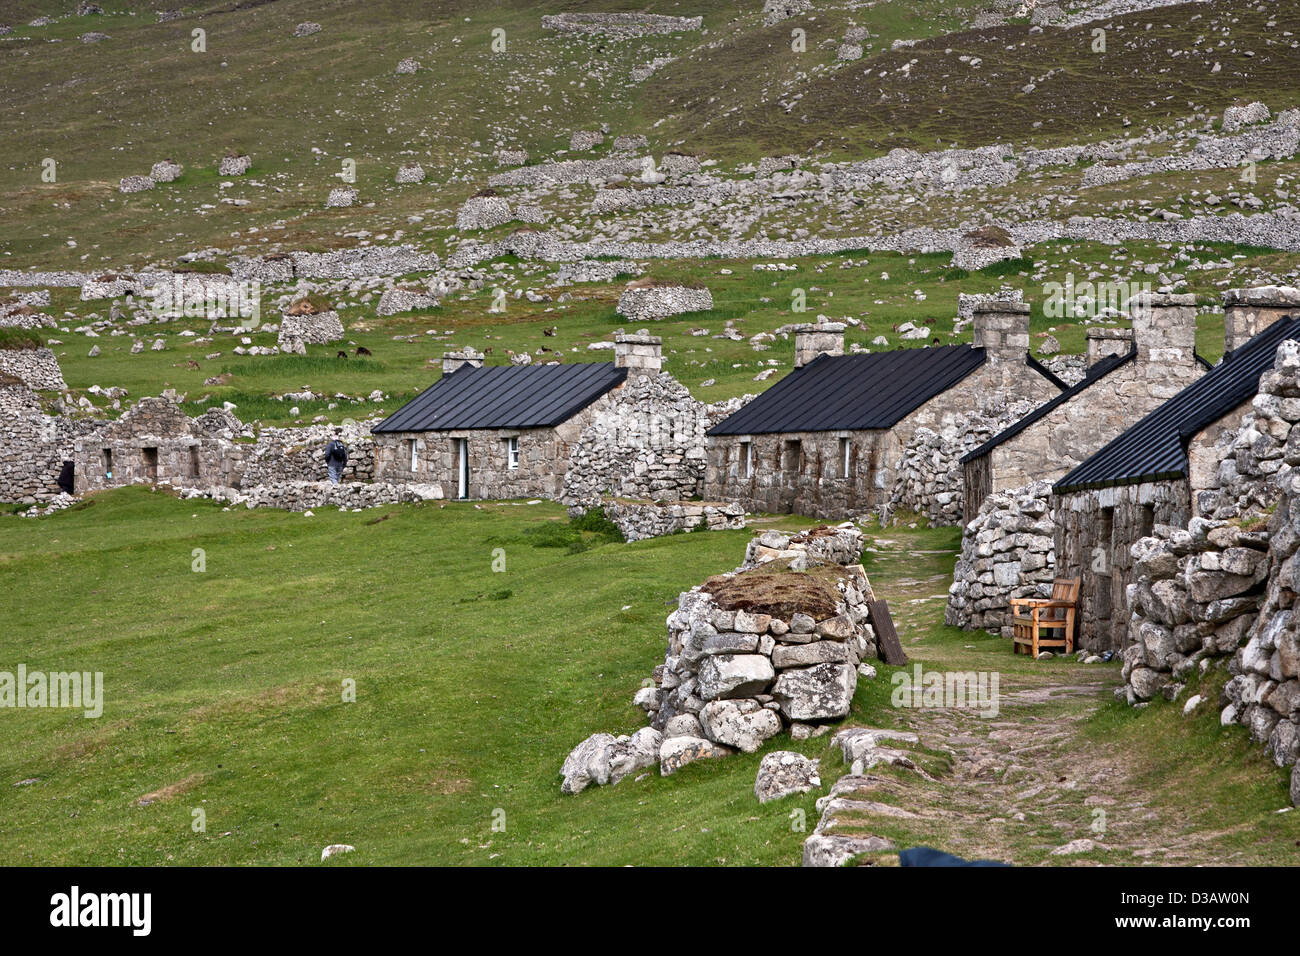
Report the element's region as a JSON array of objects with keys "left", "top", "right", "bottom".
[{"left": 1, "top": 489, "right": 1294, "bottom": 866}]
